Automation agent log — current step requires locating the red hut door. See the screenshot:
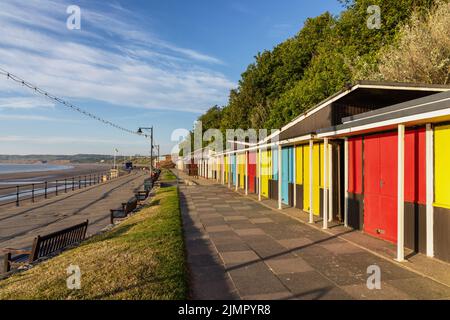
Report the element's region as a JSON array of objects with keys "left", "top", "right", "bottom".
[
  {"left": 363, "top": 132, "right": 398, "bottom": 243},
  {"left": 248, "top": 152, "right": 256, "bottom": 193}
]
